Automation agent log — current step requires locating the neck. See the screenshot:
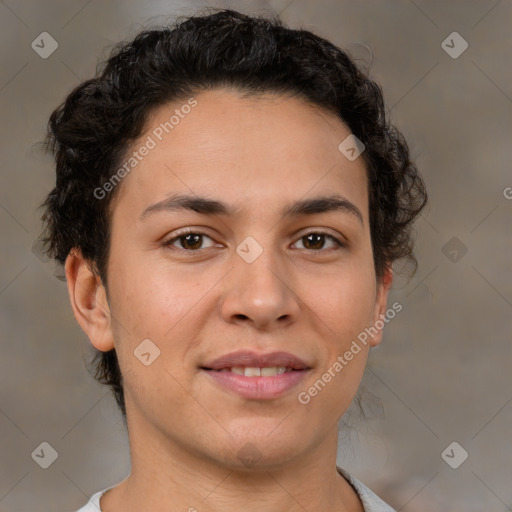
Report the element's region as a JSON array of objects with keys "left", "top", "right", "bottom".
[{"left": 101, "top": 412, "right": 364, "bottom": 512}]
